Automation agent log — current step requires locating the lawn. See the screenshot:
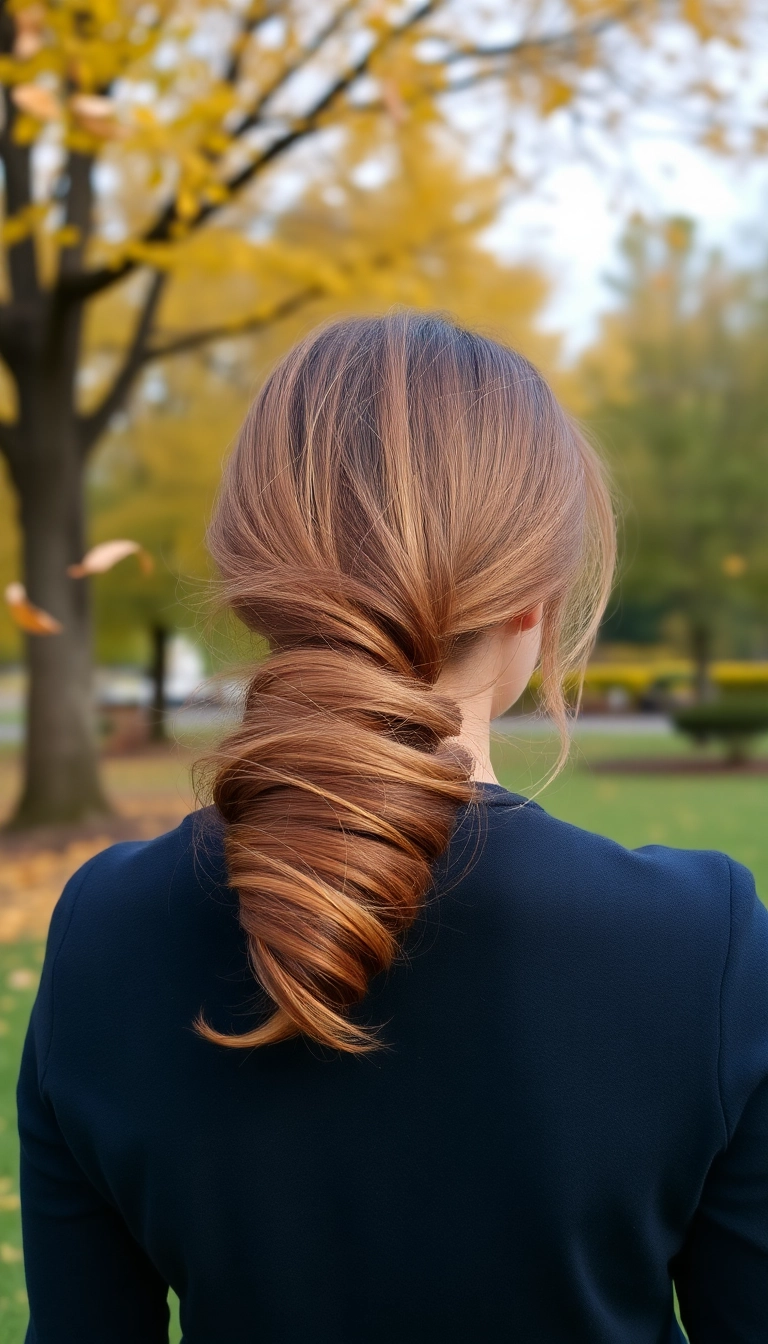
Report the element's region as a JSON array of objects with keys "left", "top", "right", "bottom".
[{"left": 0, "top": 727, "right": 765, "bottom": 1340}]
